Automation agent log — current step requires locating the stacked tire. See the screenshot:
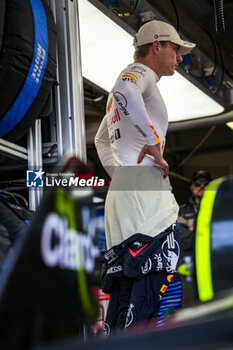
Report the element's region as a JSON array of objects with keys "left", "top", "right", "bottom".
[{"left": 0, "top": 0, "right": 56, "bottom": 141}]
